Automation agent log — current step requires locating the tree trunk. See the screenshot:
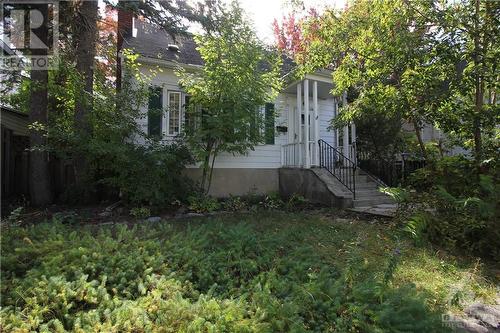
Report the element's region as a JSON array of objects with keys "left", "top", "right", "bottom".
[
  {"left": 73, "top": 0, "right": 98, "bottom": 191},
  {"left": 29, "top": 4, "right": 52, "bottom": 206},
  {"left": 472, "top": 0, "right": 483, "bottom": 170},
  {"left": 201, "top": 152, "right": 210, "bottom": 193},
  {"left": 201, "top": 140, "right": 215, "bottom": 194},
  {"left": 411, "top": 116, "right": 427, "bottom": 160},
  {"left": 206, "top": 146, "right": 219, "bottom": 195}
]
